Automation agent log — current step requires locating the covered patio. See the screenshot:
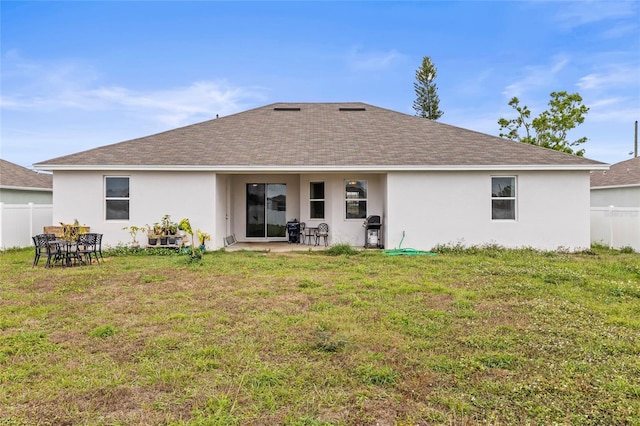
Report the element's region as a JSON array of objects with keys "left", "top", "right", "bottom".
[{"left": 222, "top": 241, "right": 334, "bottom": 253}]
